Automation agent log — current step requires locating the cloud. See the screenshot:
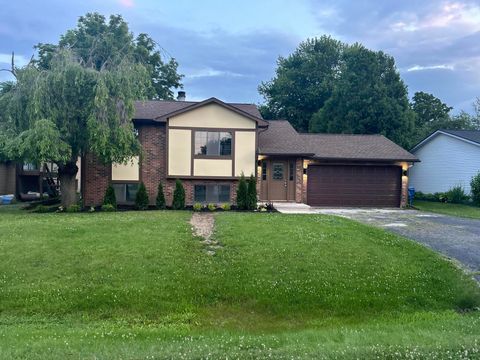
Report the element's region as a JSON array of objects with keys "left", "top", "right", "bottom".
[
  {"left": 406, "top": 64, "right": 455, "bottom": 72},
  {"left": 185, "top": 68, "right": 246, "bottom": 80},
  {"left": 119, "top": 0, "right": 134, "bottom": 8}
]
